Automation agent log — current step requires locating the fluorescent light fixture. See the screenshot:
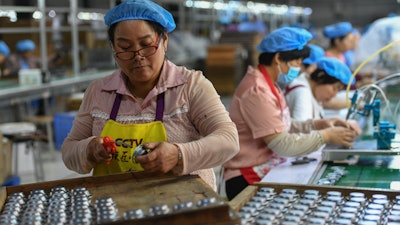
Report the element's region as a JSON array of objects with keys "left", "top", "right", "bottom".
[
  {"left": 77, "top": 12, "right": 104, "bottom": 21},
  {"left": 48, "top": 10, "right": 56, "bottom": 18},
  {"left": 0, "top": 9, "right": 17, "bottom": 22},
  {"left": 184, "top": 0, "right": 310, "bottom": 16},
  {"left": 32, "top": 10, "right": 42, "bottom": 19},
  {"left": 304, "top": 7, "right": 313, "bottom": 16}
]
